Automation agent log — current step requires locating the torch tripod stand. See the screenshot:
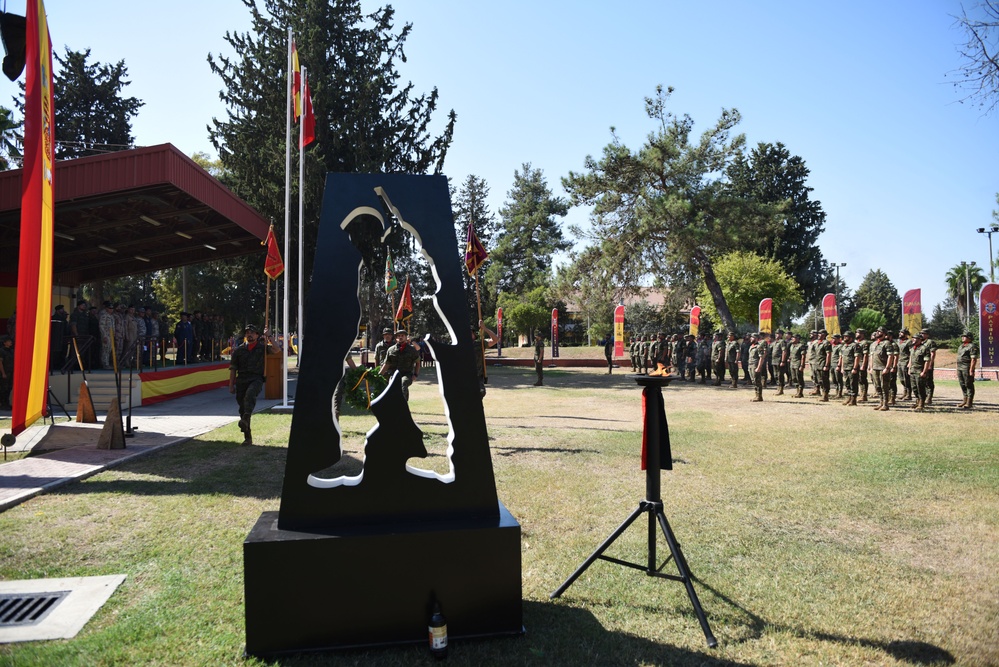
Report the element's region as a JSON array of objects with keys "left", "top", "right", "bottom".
[{"left": 550, "top": 375, "right": 717, "bottom": 648}]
